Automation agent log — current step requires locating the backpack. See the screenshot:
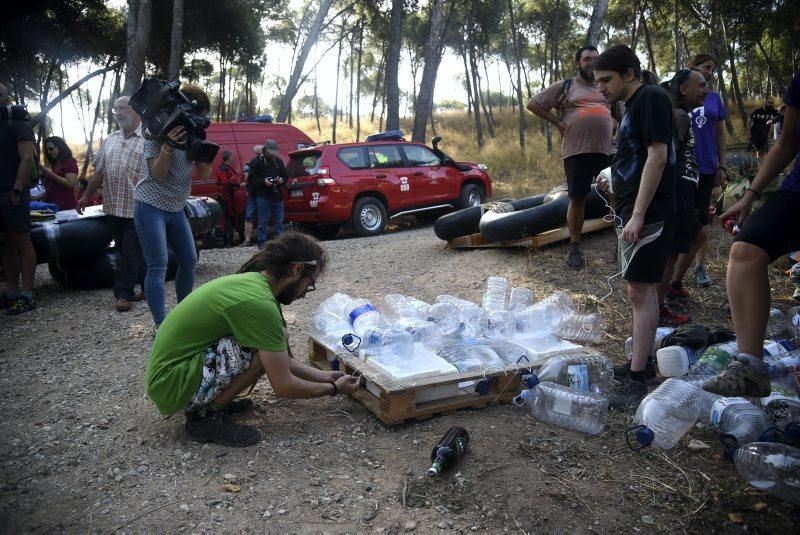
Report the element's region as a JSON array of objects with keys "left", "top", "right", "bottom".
[{"left": 556, "top": 78, "right": 573, "bottom": 120}]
